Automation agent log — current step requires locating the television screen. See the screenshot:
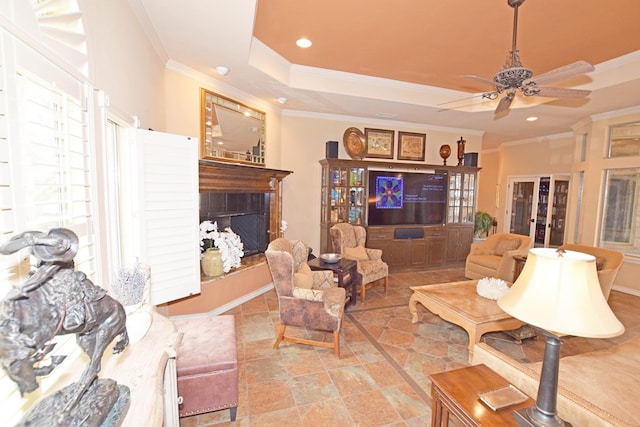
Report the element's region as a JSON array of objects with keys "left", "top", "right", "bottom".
[{"left": 367, "top": 170, "right": 447, "bottom": 226}]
